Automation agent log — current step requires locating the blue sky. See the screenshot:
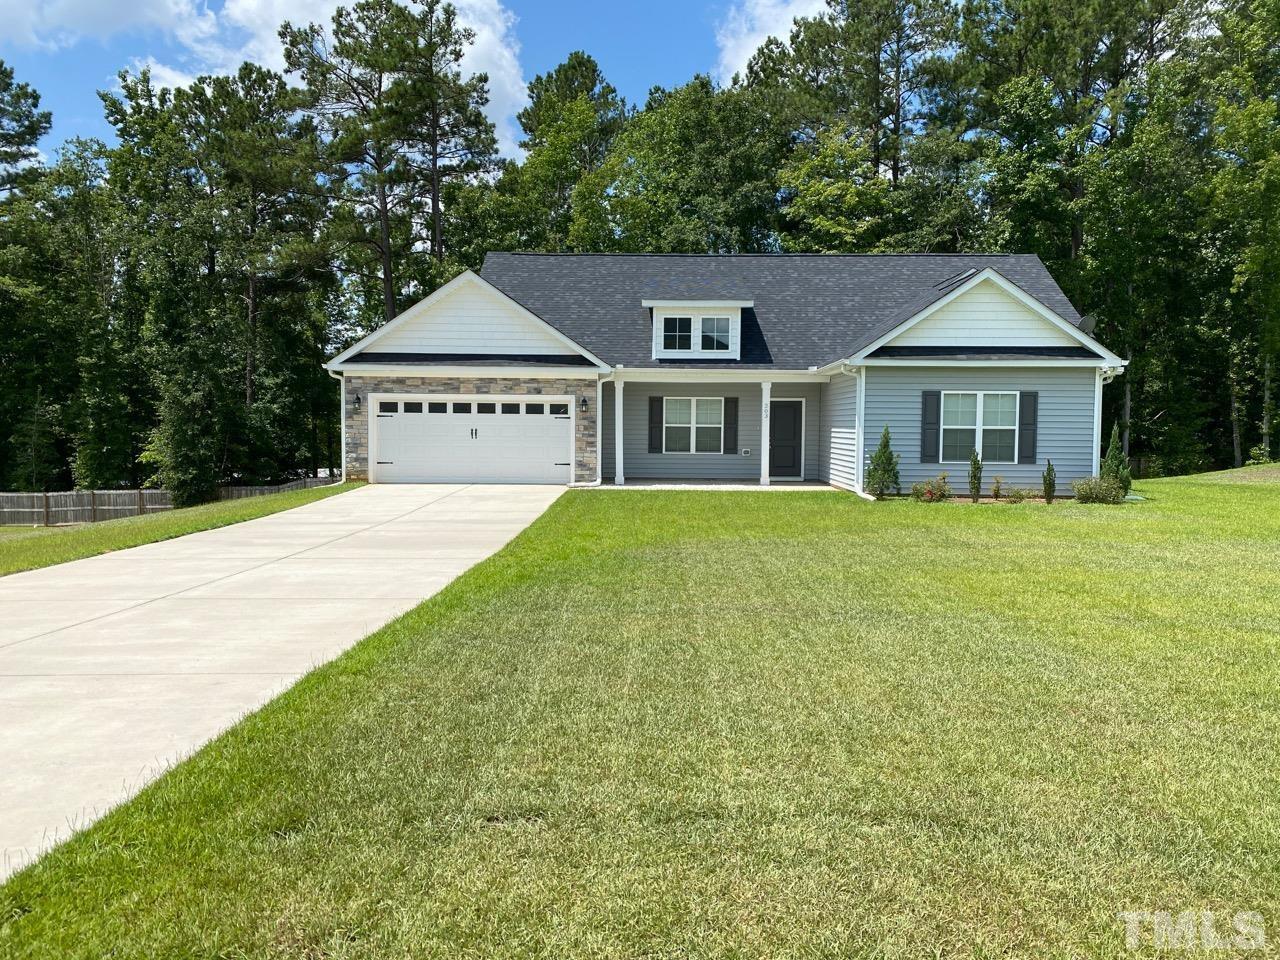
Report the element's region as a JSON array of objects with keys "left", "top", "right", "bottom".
[{"left": 0, "top": 0, "right": 825, "bottom": 158}]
